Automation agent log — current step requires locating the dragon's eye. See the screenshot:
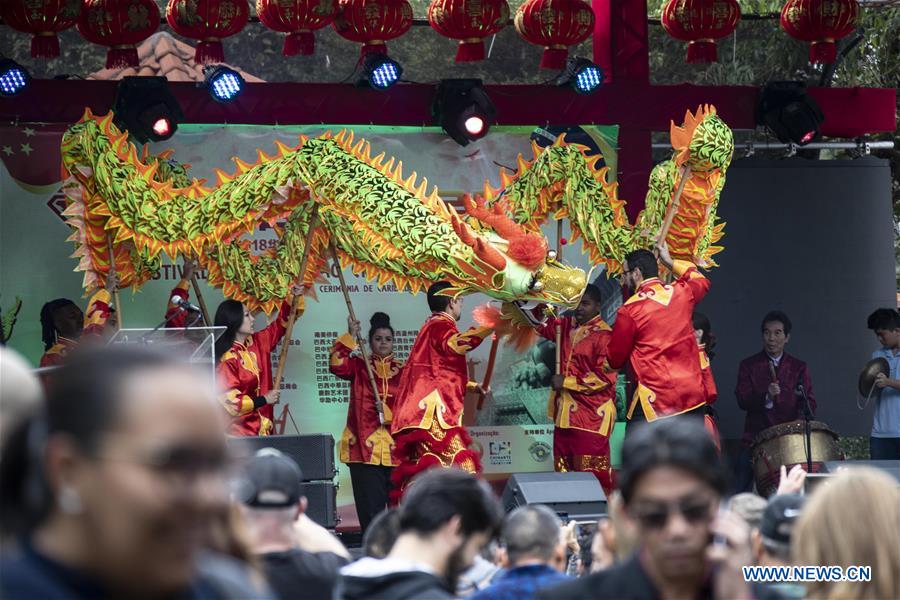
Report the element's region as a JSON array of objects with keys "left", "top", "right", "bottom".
[{"left": 547, "top": 249, "right": 557, "bottom": 261}]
